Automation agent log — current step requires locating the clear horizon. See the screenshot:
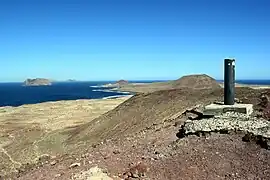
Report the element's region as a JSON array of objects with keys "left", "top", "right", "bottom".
[
  {"left": 1, "top": 78, "right": 270, "bottom": 83},
  {"left": 1, "top": 0, "right": 270, "bottom": 82}
]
